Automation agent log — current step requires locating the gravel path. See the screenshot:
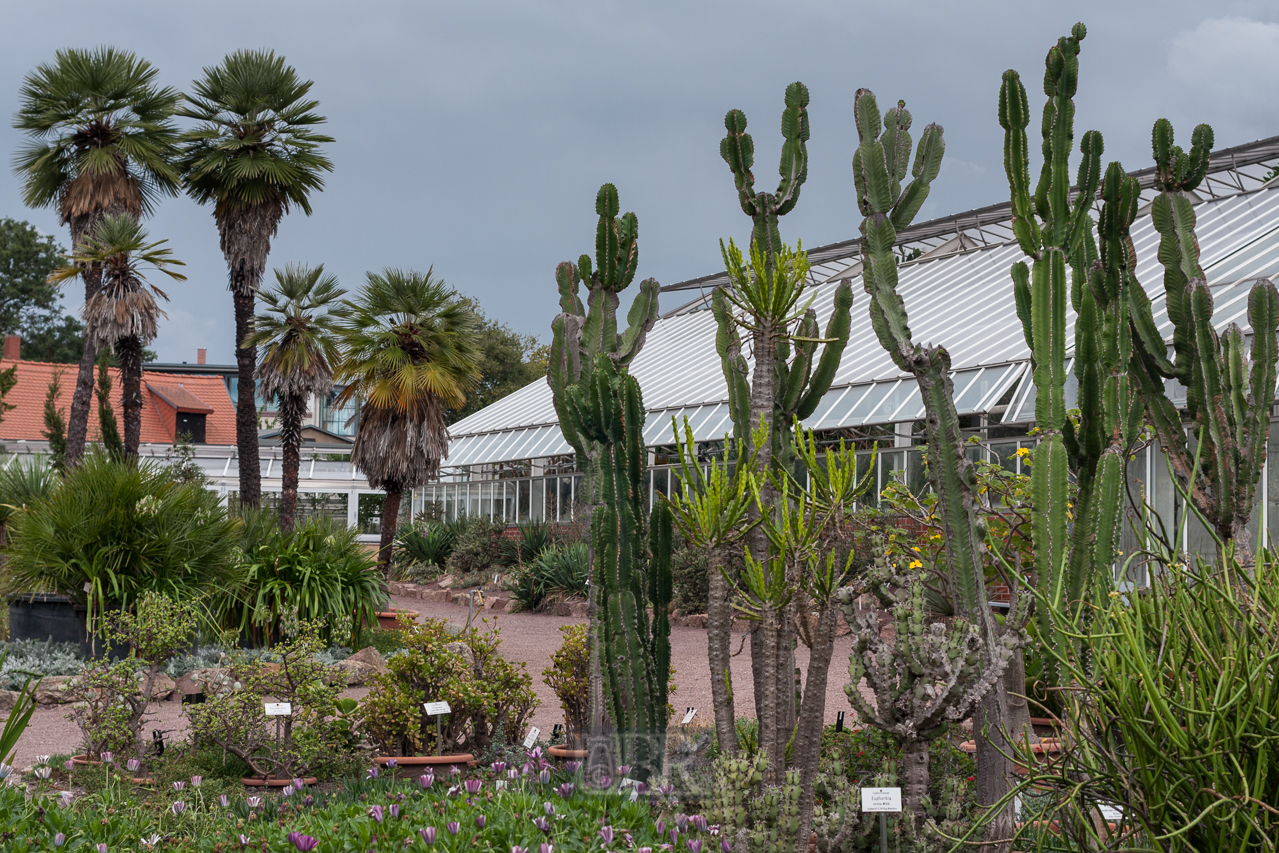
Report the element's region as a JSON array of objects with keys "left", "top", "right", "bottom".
[{"left": 4, "top": 596, "right": 870, "bottom": 770}]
